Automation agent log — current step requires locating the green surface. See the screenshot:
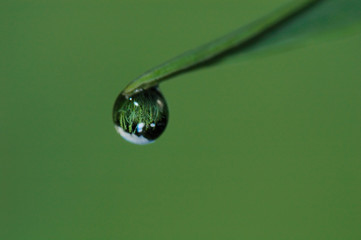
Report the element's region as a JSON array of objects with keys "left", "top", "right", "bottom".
[{"left": 1, "top": 0, "right": 361, "bottom": 239}]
